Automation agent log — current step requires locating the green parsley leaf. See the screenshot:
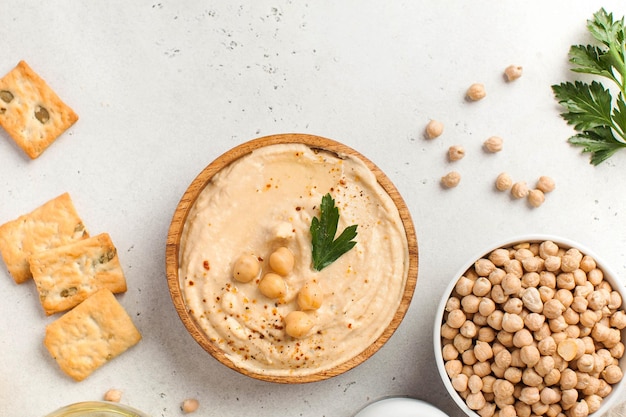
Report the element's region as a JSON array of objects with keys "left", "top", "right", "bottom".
[
  {"left": 552, "top": 8, "right": 626, "bottom": 164},
  {"left": 310, "top": 193, "right": 358, "bottom": 271}
]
